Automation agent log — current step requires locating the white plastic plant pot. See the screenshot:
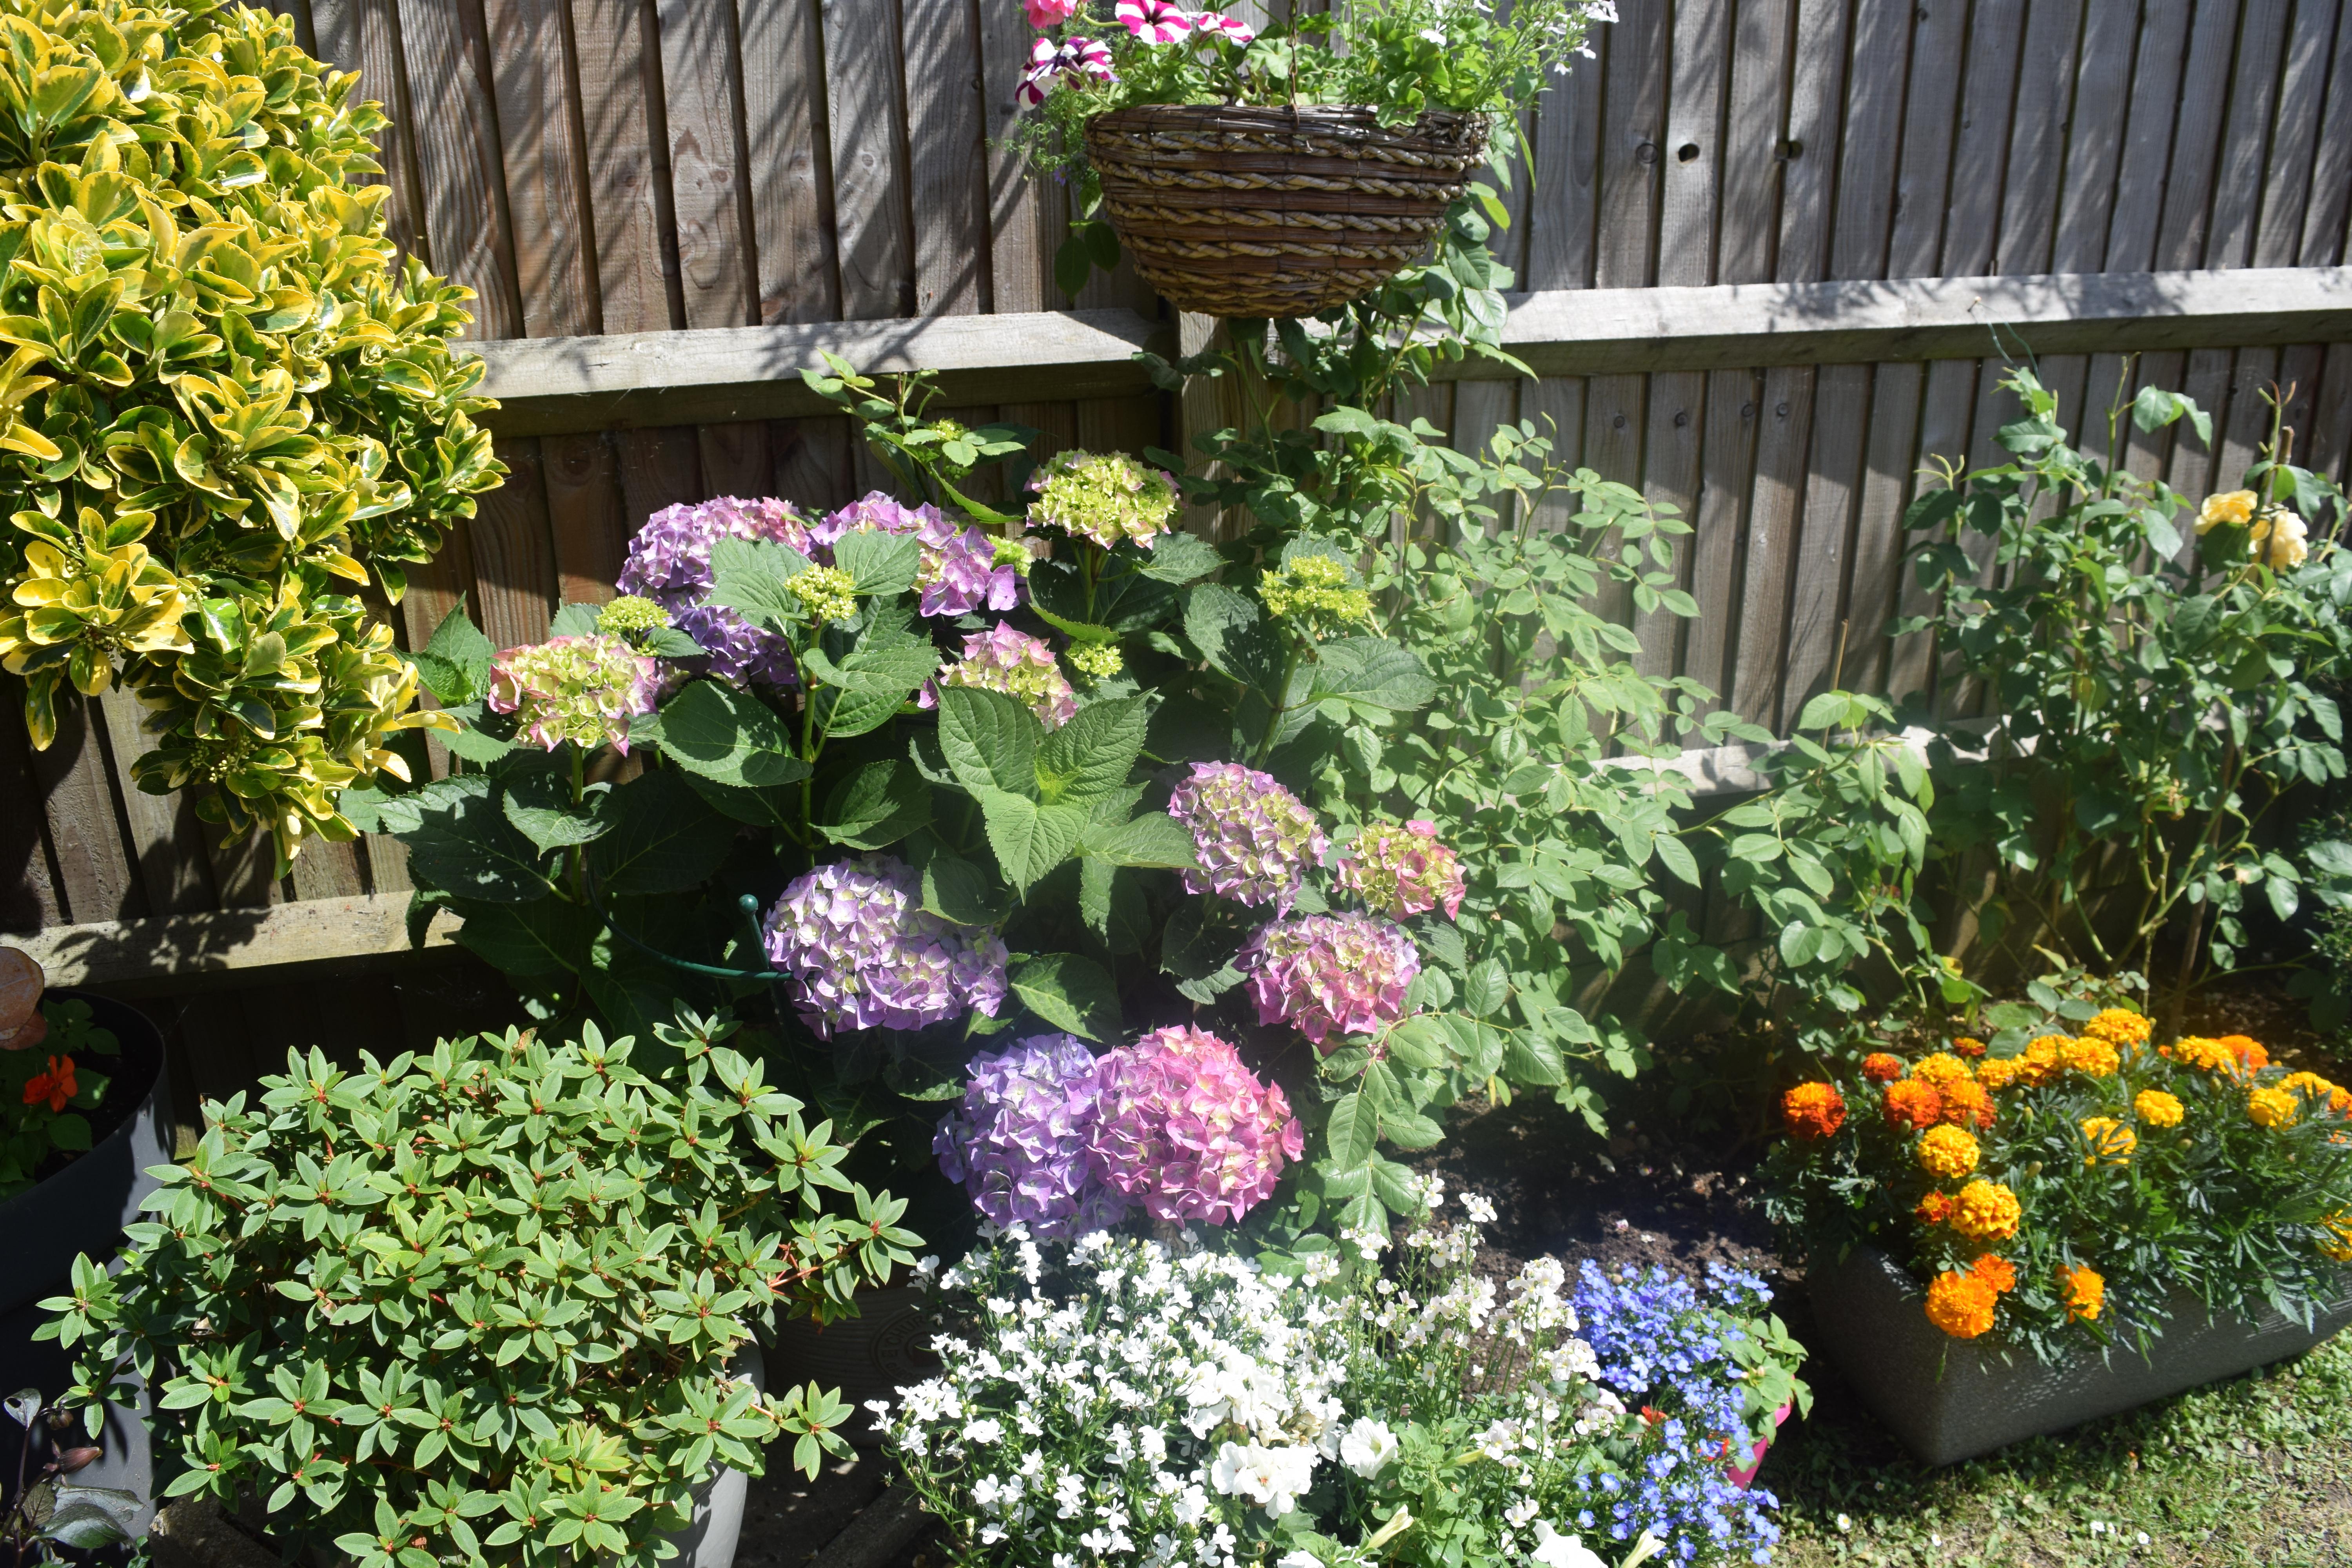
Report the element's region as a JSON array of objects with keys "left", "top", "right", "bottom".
[
  {"left": 664, "top": 1341, "right": 765, "bottom": 1568},
  {"left": 1809, "top": 1246, "right": 2352, "bottom": 1466}
]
